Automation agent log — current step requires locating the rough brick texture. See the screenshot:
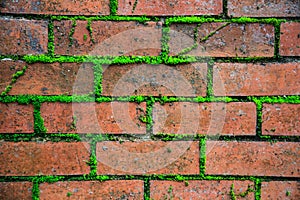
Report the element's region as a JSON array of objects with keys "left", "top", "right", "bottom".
[
  {"left": 170, "top": 23, "right": 274, "bottom": 57},
  {"left": 0, "top": 103, "right": 34, "bottom": 133},
  {"left": 262, "top": 104, "right": 300, "bottom": 136},
  {"left": 102, "top": 63, "right": 207, "bottom": 96},
  {"left": 280, "top": 22, "right": 300, "bottom": 56},
  {"left": 150, "top": 180, "right": 255, "bottom": 199},
  {"left": 228, "top": 0, "right": 300, "bottom": 17},
  {"left": 39, "top": 180, "right": 144, "bottom": 200},
  {"left": 0, "top": 18, "right": 48, "bottom": 55},
  {"left": 0, "top": 182, "right": 32, "bottom": 200},
  {"left": 0, "top": 0, "right": 110, "bottom": 15},
  {"left": 41, "top": 102, "right": 146, "bottom": 134},
  {"left": 54, "top": 21, "right": 161, "bottom": 56},
  {"left": 0, "top": 142, "right": 90, "bottom": 176},
  {"left": 261, "top": 181, "right": 300, "bottom": 200},
  {"left": 0, "top": 60, "right": 25, "bottom": 93},
  {"left": 213, "top": 62, "right": 300, "bottom": 96},
  {"left": 118, "top": 0, "right": 223, "bottom": 16},
  {"left": 206, "top": 141, "right": 300, "bottom": 177},
  {"left": 153, "top": 102, "right": 256, "bottom": 135},
  {"left": 96, "top": 141, "right": 199, "bottom": 175}
]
